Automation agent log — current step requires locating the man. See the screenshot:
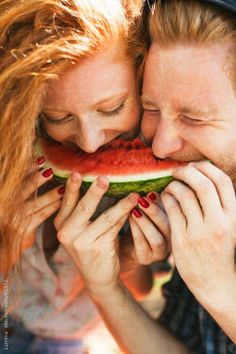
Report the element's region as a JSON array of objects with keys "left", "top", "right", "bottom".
[{"left": 57, "top": 1, "right": 236, "bottom": 353}]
